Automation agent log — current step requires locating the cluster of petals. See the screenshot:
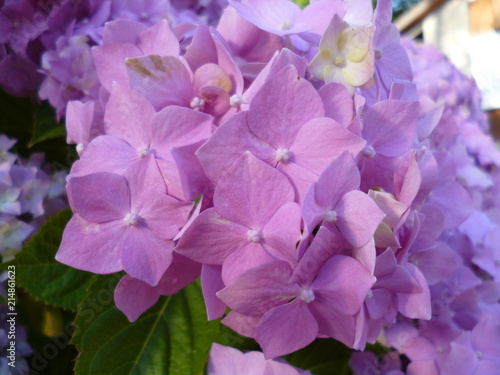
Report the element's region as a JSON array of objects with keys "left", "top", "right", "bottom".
[
  {"left": 0, "top": 0, "right": 228, "bottom": 116},
  {"left": 0, "top": 135, "right": 67, "bottom": 261},
  {"left": 10, "top": 0, "right": 491, "bottom": 370}
]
